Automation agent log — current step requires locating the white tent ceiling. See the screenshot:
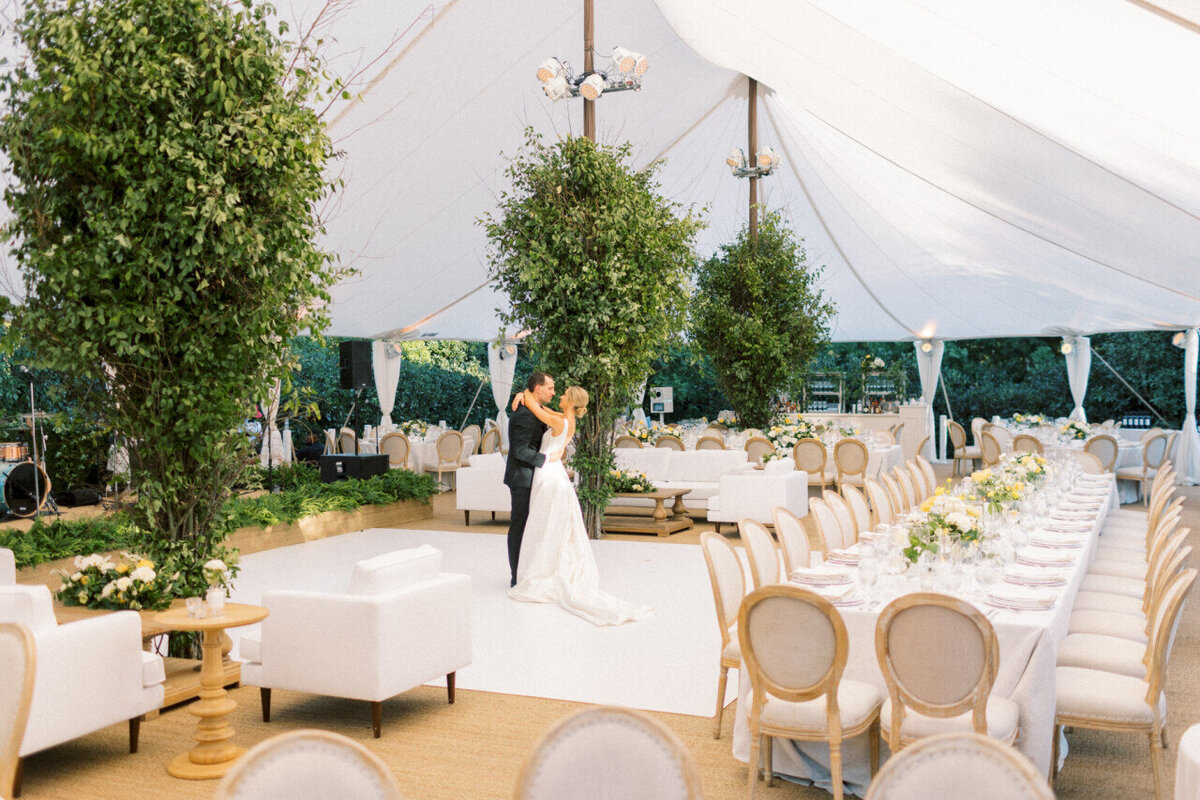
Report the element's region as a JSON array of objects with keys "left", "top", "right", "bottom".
[{"left": 4, "top": 0, "right": 1200, "bottom": 342}]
